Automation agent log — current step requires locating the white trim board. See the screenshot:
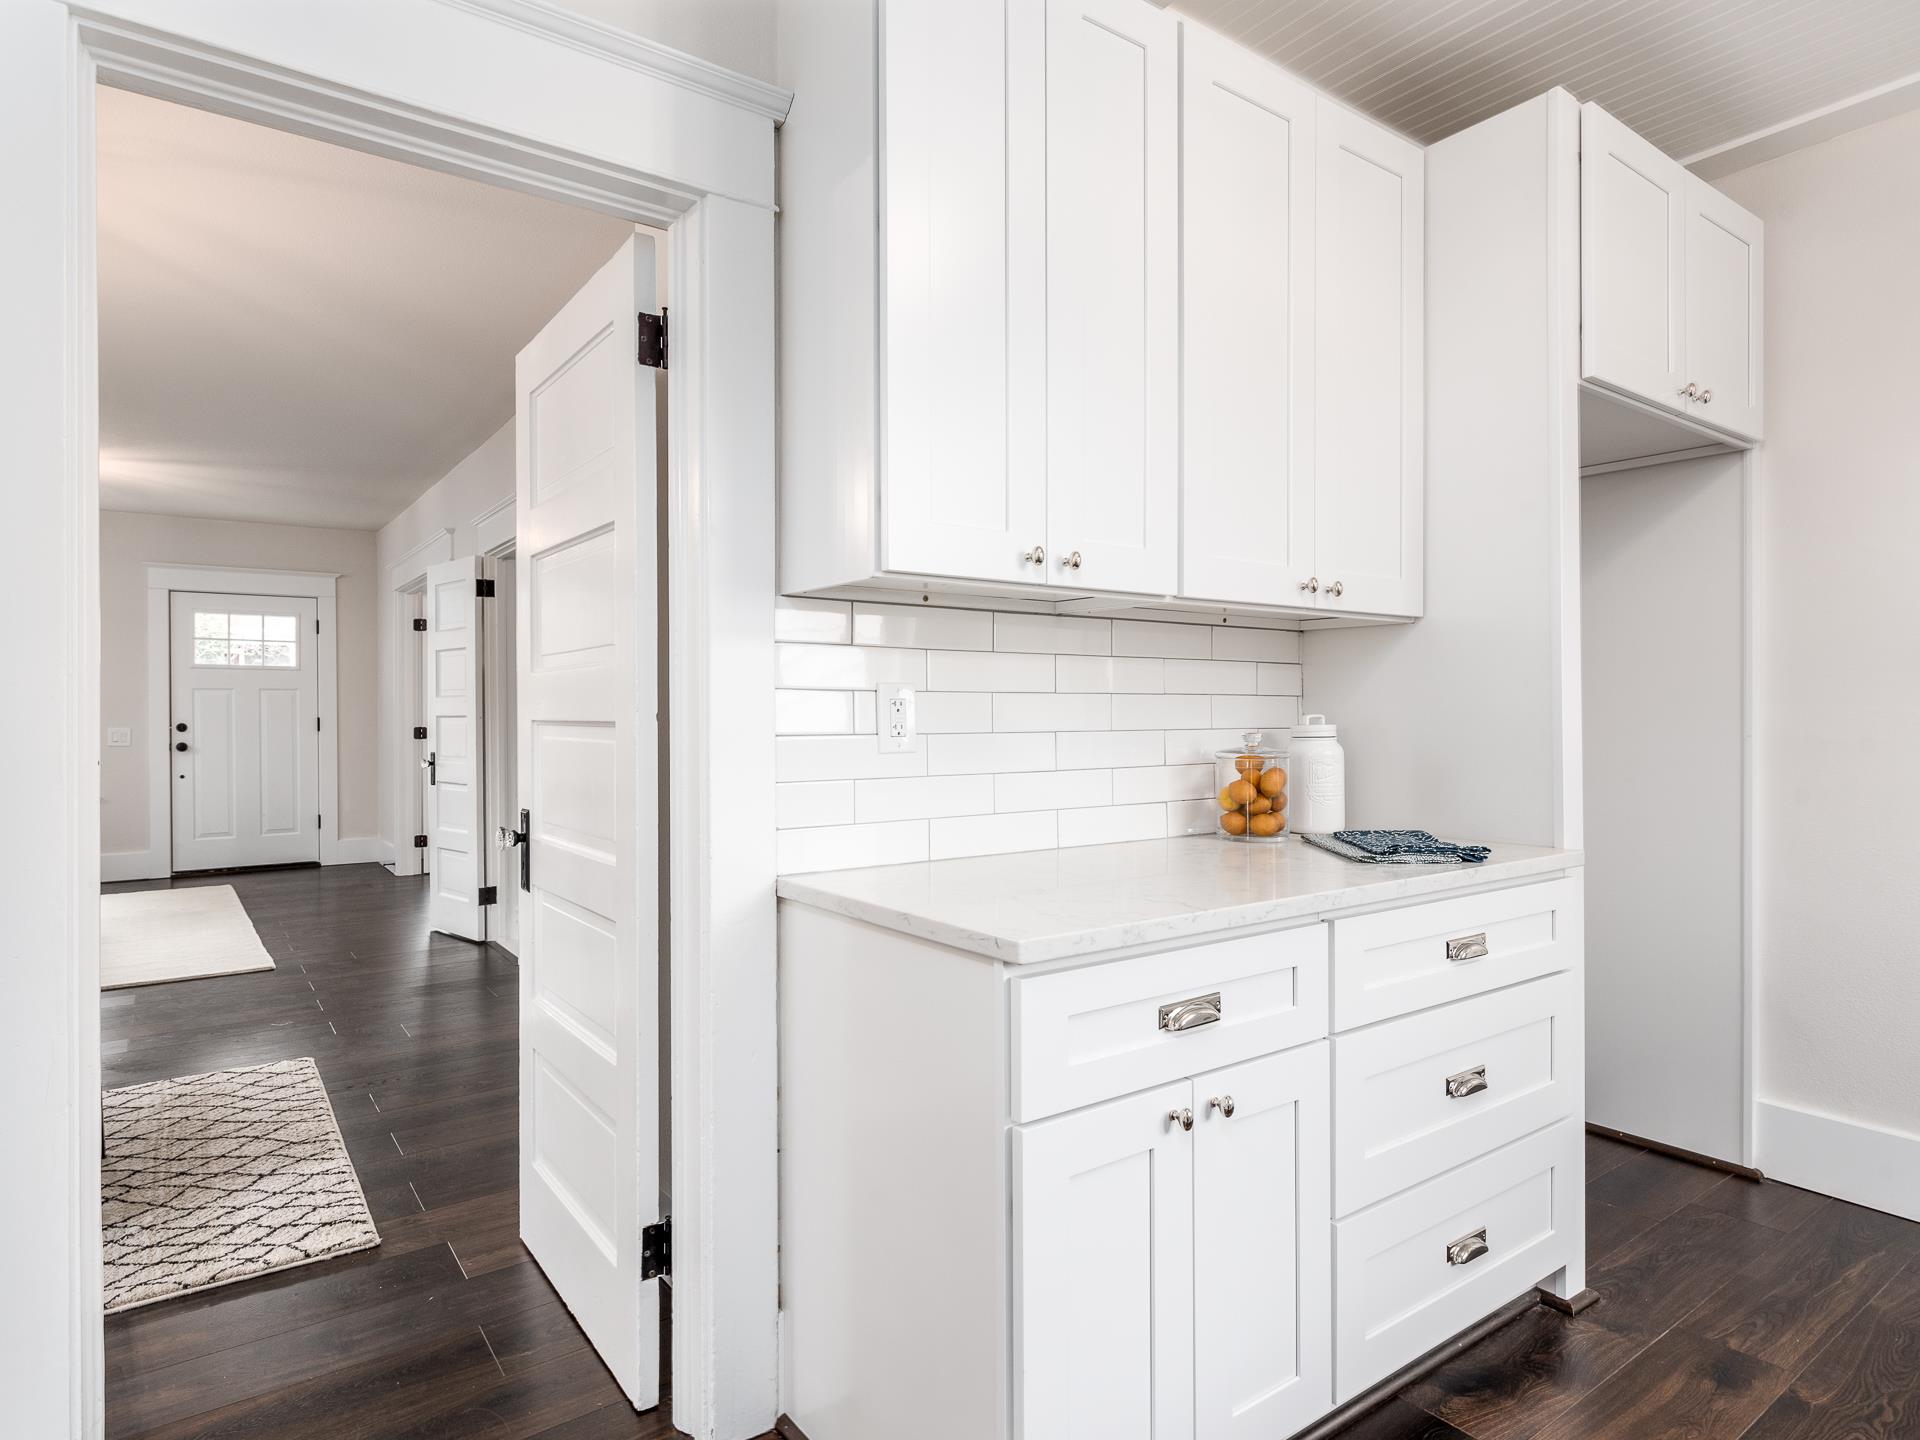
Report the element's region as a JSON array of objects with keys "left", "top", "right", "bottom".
[
  {"left": 388, "top": 531, "right": 453, "bottom": 879},
  {"left": 5, "top": 5, "right": 781, "bottom": 1436},
  {"left": 1686, "top": 70, "right": 1920, "bottom": 180},
  {"left": 1756, "top": 1101, "right": 1920, "bottom": 1224},
  {"left": 140, "top": 563, "right": 344, "bottom": 881}
]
